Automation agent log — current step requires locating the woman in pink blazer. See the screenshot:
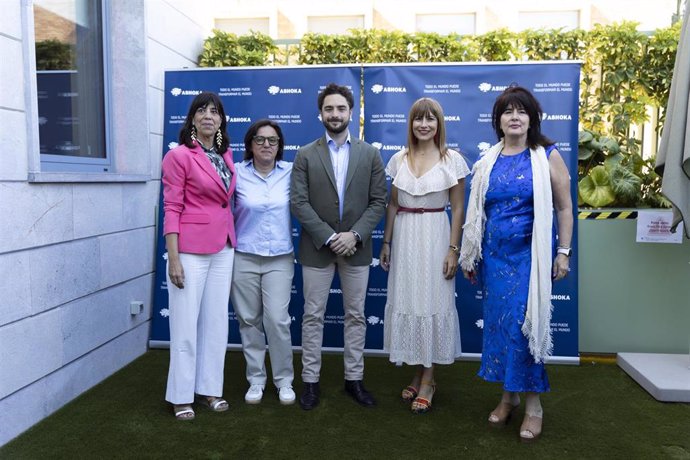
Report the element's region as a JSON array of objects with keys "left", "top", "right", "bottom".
[{"left": 162, "top": 92, "right": 237, "bottom": 420}]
